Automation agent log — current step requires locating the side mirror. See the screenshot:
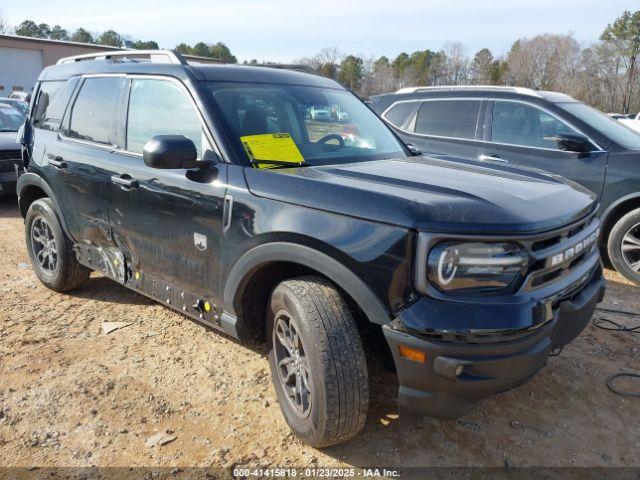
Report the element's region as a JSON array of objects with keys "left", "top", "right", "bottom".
[
  {"left": 554, "top": 133, "right": 592, "bottom": 154},
  {"left": 405, "top": 143, "right": 422, "bottom": 156},
  {"left": 18, "top": 118, "right": 34, "bottom": 148},
  {"left": 143, "top": 135, "right": 208, "bottom": 170}
]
